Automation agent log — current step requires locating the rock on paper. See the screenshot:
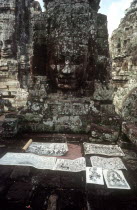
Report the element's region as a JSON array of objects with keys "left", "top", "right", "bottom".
[
  {"left": 86, "top": 167, "right": 104, "bottom": 185},
  {"left": 83, "top": 143, "right": 125, "bottom": 156},
  {"left": 90, "top": 156, "right": 126, "bottom": 170},
  {"left": 54, "top": 157, "right": 86, "bottom": 172},
  {"left": 103, "top": 169, "right": 130, "bottom": 189},
  {"left": 26, "top": 142, "right": 68, "bottom": 156},
  {"left": 0, "top": 153, "right": 56, "bottom": 170}
]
